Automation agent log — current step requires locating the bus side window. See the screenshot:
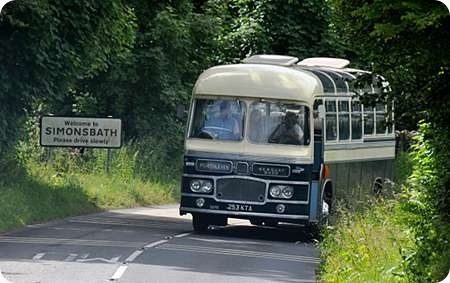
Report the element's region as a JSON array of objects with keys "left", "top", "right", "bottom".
[
  {"left": 325, "top": 100, "right": 337, "bottom": 141},
  {"left": 387, "top": 102, "right": 394, "bottom": 134},
  {"left": 375, "top": 103, "right": 387, "bottom": 134},
  {"left": 313, "top": 99, "right": 323, "bottom": 135},
  {"left": 364, "top": 105, "right": 374, "bottom": 135},
  {"left": 338, "top": 100, "right": 350, "bottom": 140},
  {"left": 351, "top": 101, "right": 362, "bottom": 139}
]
